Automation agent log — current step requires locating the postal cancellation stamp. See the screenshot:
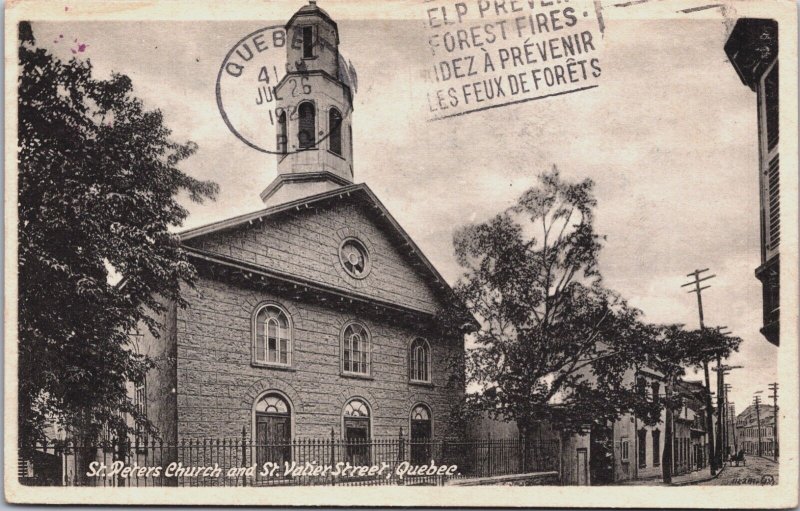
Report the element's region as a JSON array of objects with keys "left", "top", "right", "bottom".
[
  {"left": 4, "top": 0, "right": 799, "bottom": 507},
  {"left": 423, "top": 0, "right": 605, "bottom": 119}
]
